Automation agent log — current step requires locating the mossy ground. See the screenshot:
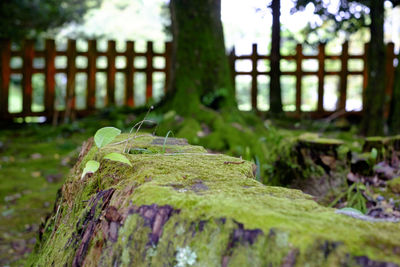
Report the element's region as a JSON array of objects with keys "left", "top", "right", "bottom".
[{"left": 28, "top": 134, "right": 400, "bottom": 266}]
